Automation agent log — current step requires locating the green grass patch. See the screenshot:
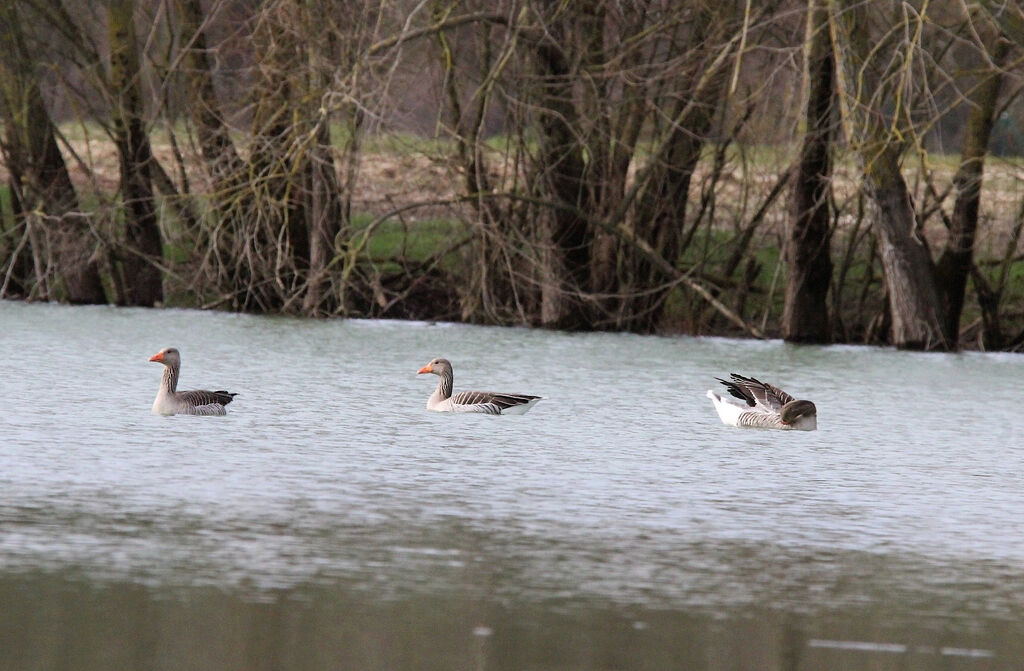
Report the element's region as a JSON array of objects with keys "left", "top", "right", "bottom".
[
  {"left": 656, "top": 226, "right": 789, "bottom": 332},
  {"left": 350, "top": 213, "right": 464, "bottom": 267},
  {"left": 0, "top": 185, "right": 11, "bottom": 229}
]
